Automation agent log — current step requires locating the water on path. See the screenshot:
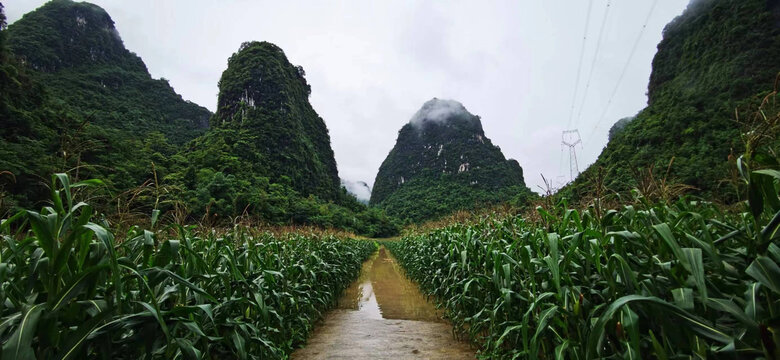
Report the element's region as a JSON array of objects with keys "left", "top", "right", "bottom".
[{"left": 291, "top": 247, "right": 475, "bottom": 359}]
